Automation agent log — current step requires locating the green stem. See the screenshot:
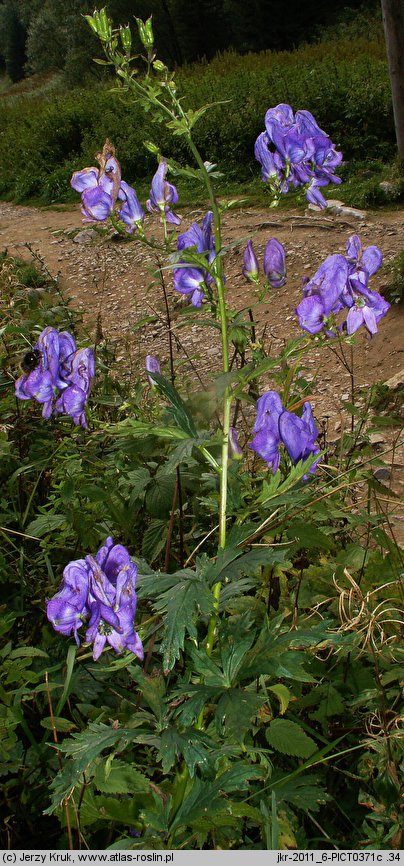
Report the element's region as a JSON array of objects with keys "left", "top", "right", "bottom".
[{"left": 184, "top": 135, "right": 232, "bottom": 654}]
